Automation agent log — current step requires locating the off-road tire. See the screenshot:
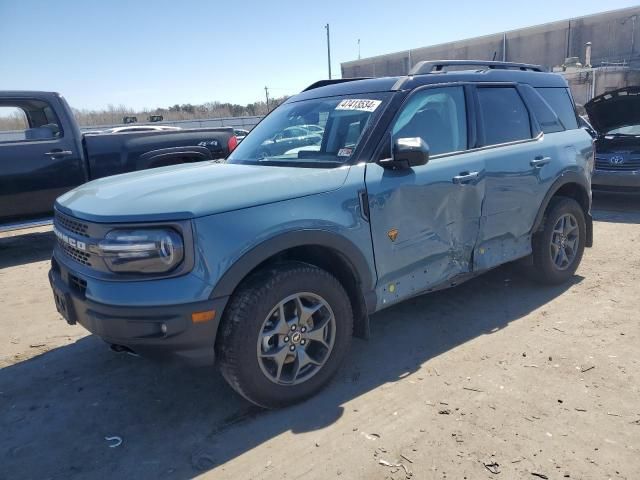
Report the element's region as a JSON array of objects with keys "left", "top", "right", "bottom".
[
  {"left": 216, "top": 262, "right": 353, "bottom": 408},
  {"left": 531, "top": 197, "right": 586, "bottom": 285}
]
